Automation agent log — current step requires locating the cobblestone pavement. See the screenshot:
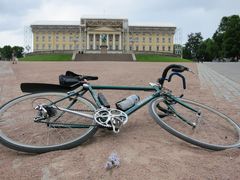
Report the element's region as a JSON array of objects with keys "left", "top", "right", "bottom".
[
  {"left": 197, "top": 63, "right": 240, "bottom": 109},
  {"left": 206, "top": 62, "right": 240, "bottom": 84}
]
